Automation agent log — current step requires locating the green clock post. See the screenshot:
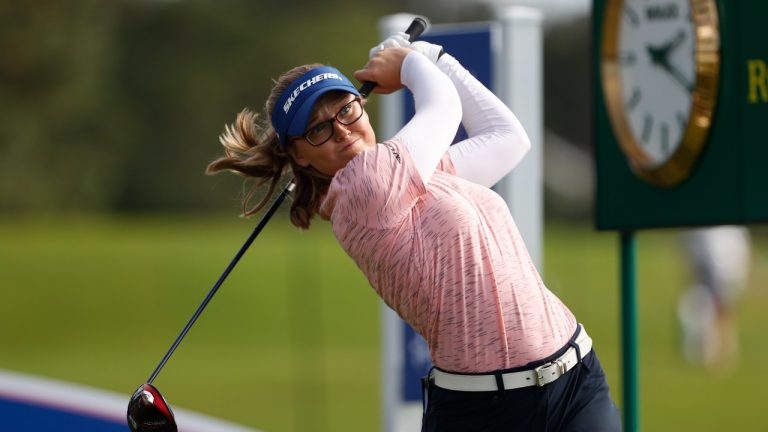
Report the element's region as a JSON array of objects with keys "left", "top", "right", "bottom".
[{"left": 593, "top": 0, "right": 768, "bottom": 431}]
